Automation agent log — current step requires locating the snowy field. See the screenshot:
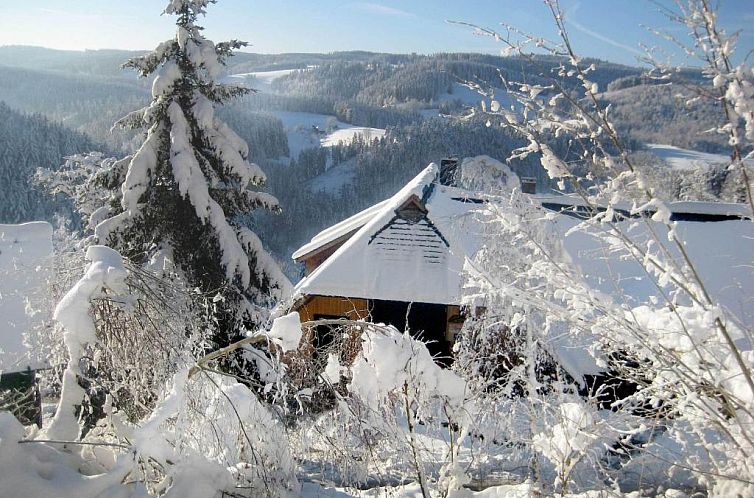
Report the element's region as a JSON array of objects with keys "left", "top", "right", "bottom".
[
  {"left": 270, "top": 111, "right": 349, "bottom": 159},
  {"left": 270, "top": 110, "right": 385, "bottom": 160},
  {"left": 221, "top": 68, "right": 300, "bottom": 93},
  {"left": 320, "top": 126, "right": 386, "bottom": 147},
  {"left": 0, "top": 222, "right": 52, "bottom": 373},
  {"left": 645, "top": 143, "right": 741, "bottom": 171},
  {"left": 308, "top": 158, "right": 360, "bottom": 194},
  {"left": 420, "top": 83, "right": 518, "bottom": 119}
]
